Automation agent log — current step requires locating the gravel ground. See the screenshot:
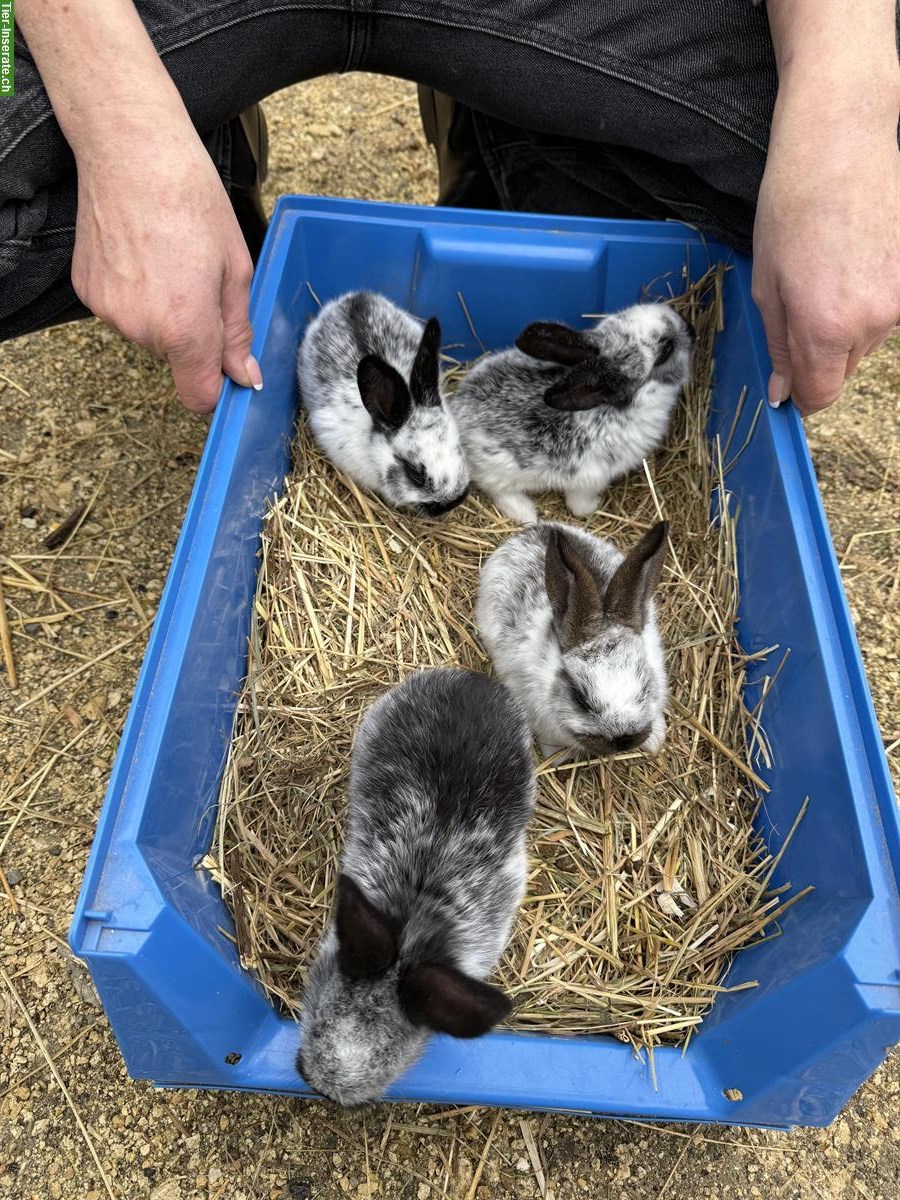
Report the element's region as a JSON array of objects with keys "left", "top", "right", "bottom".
[{"left": 1, "top": 75, "right": 898, "bottom": 1200}]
